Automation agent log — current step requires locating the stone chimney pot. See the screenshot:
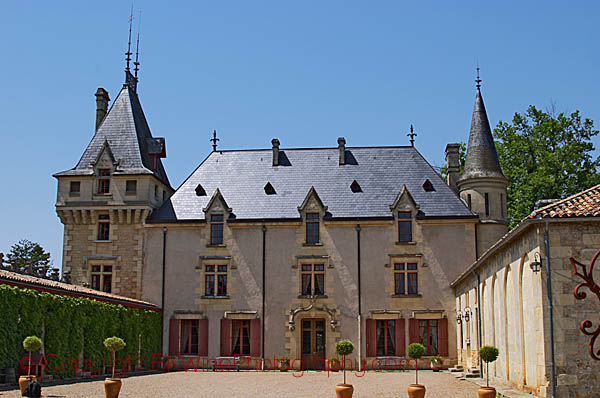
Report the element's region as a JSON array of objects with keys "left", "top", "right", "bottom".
[
  {"left": 338, "top": 137, "right": 346, "bottom": 166},
  {"left": 272, "top": 138, "right": 280, "bottom": 167},
  {"left": 95, "top": 88, "right": 110, "bottom": 131},
  {"left": 445, "top": 143, "right": 460, "bottom": 194}
]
